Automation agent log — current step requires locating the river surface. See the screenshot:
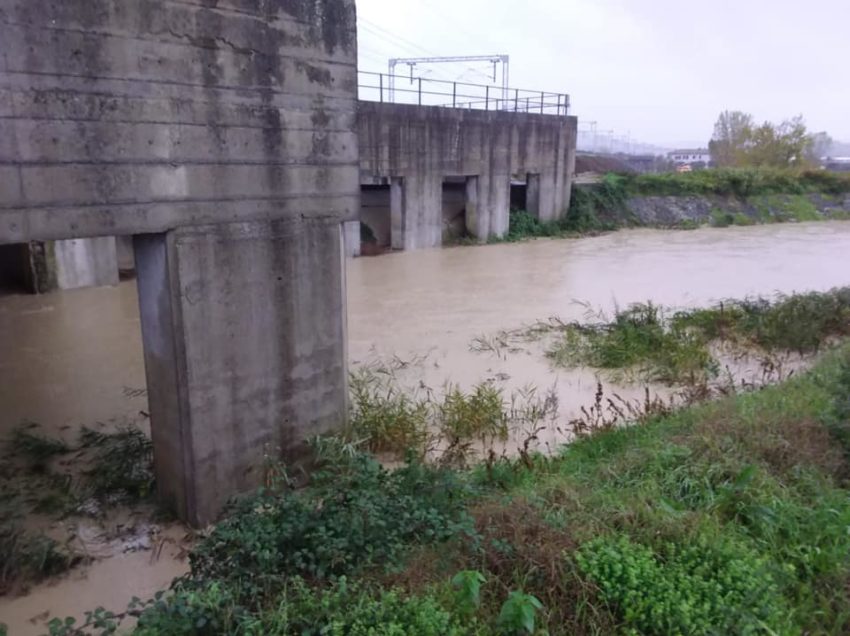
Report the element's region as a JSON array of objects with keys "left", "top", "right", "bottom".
[{"left": 2, "top": 221, "right": 850, "bottom": 633}]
